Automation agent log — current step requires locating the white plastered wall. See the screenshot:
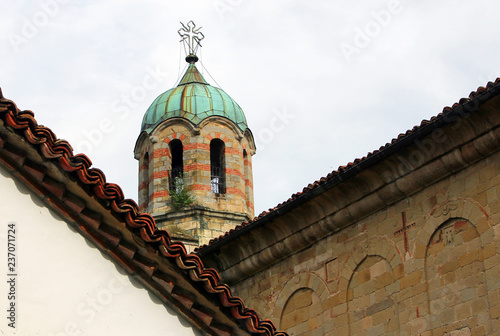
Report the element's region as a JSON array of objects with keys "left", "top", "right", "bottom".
[{"left": 0, "top": 165, "right": 200, "bottom": 336}]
